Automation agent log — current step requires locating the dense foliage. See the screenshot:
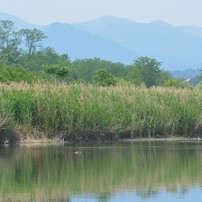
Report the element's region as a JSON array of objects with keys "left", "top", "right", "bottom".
[{"left": 0, "top": 64, "right": 40, "bottom": 84}]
